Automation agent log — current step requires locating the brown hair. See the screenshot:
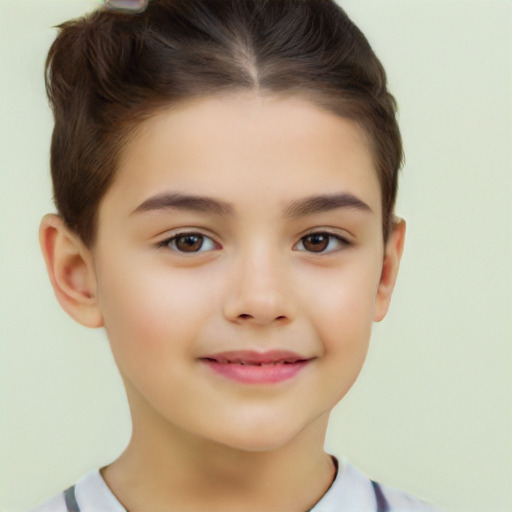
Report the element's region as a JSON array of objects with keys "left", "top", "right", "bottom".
[{"left": 45, "top": 0, "right": 402, "bottom": 246}]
